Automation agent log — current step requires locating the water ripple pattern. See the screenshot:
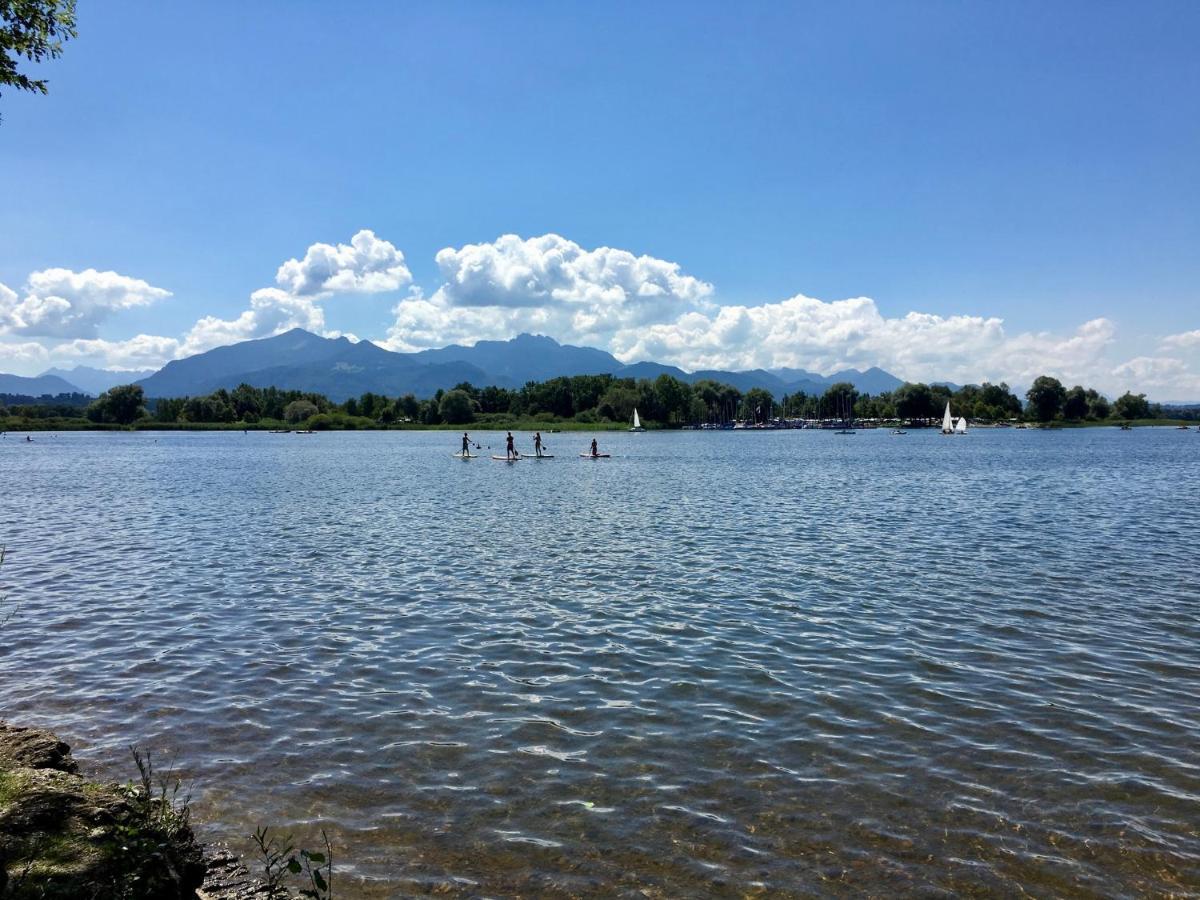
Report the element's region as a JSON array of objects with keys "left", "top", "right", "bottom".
[{"left": 2, "top": 428, "right": 1198, "bottom": 897}]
